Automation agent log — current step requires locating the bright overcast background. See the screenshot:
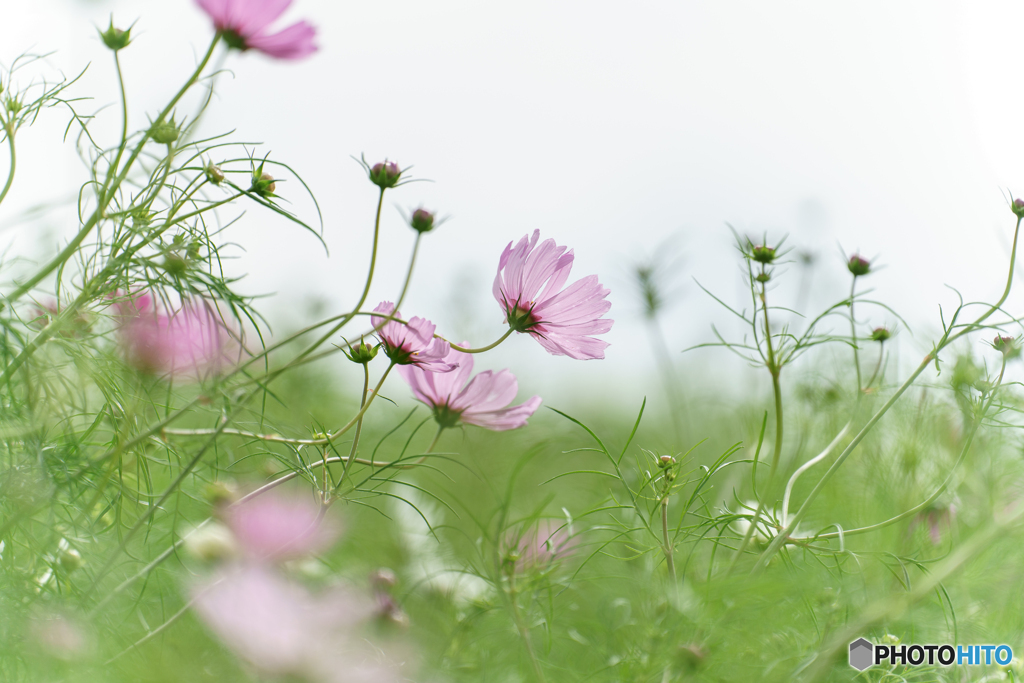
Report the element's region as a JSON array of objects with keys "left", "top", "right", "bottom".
[{"left": 3, "top": 0, "right": 1024, "bottom": 411}]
